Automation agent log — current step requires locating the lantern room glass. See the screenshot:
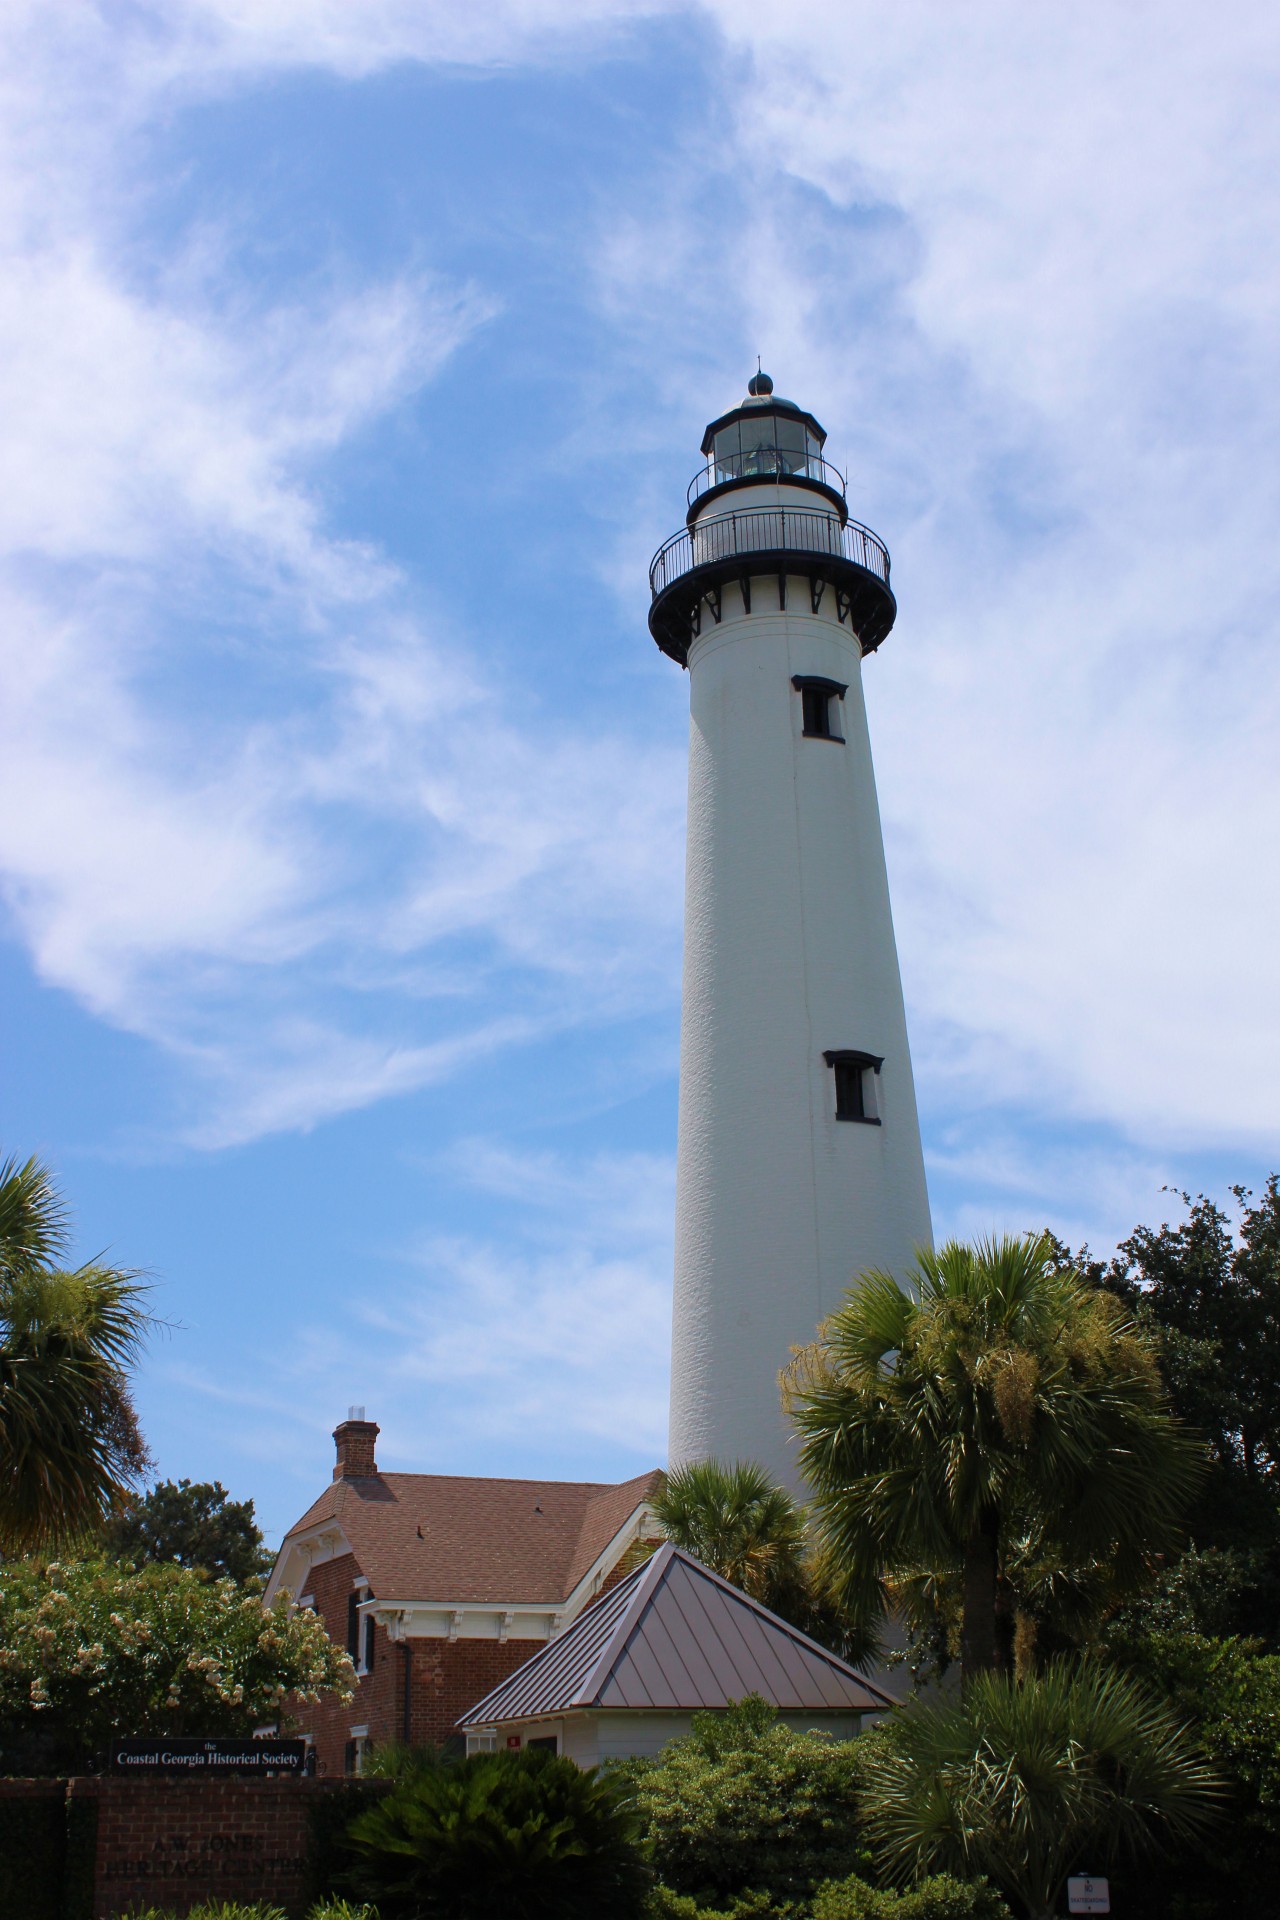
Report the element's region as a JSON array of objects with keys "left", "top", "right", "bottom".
[{"left": 711, "top": 414, "right": 824, "bottom": 484}]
